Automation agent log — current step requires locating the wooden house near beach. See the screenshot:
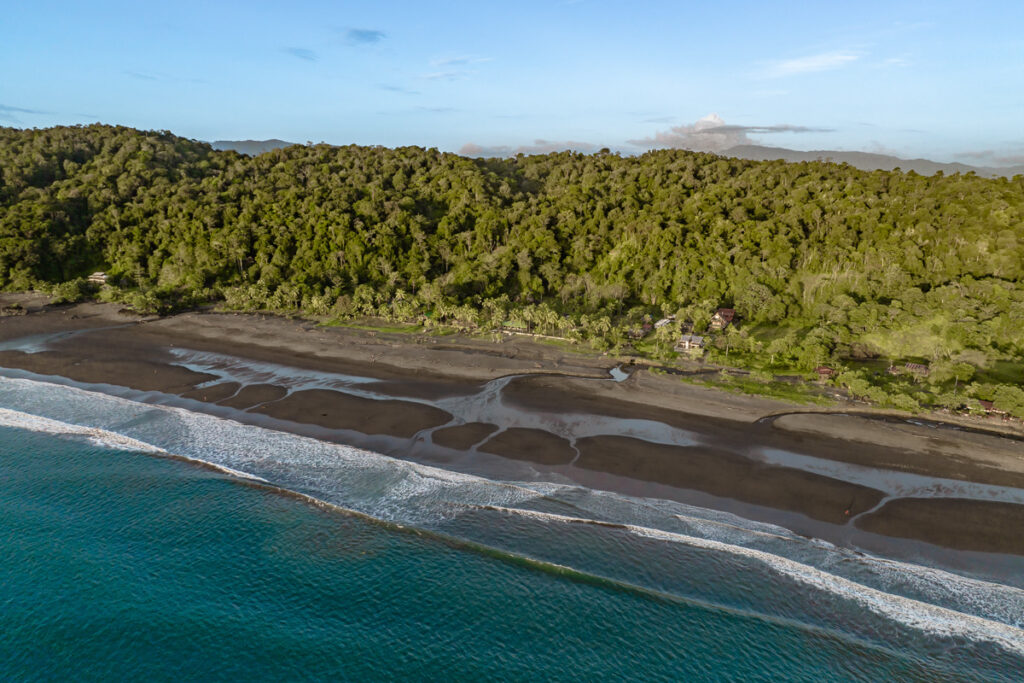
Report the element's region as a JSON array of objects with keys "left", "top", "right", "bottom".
[
  {"left": 979, "top": 400, "right": 1008, "bottom": 416},
  {"left": 887, "top": 362, "right": 930, "bottom": 378},
  {"left": 501, "top": 319, "right": 529, "bottom": 334},
  {"left": 904, "top": 362, "right": 930, "bottom": 377},
  {"left": 815, "top": 366, "right": 836, "bottom": 380},
  {"left": 674, "top": 334, "right": 705, "bottom": 353},
  {"left": 710, "top": 308, "right": 735, "bottom": 330}
]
